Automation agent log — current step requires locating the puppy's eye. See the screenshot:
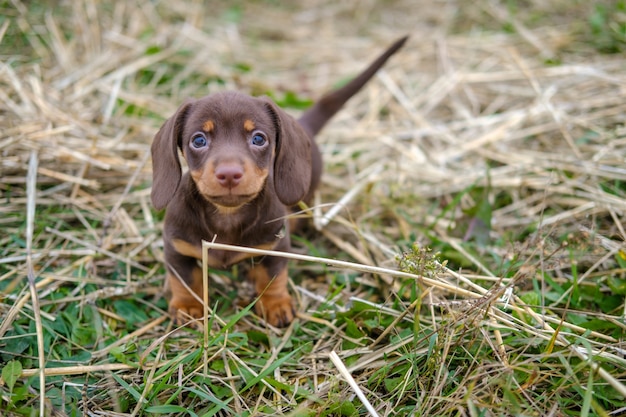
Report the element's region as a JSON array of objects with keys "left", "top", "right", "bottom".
[
  {"left": 251, "top": 133, "right": 267, "bottom": 147},
  {"left": 191, "top": 133, "right": 208, "bottom": 148}
]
